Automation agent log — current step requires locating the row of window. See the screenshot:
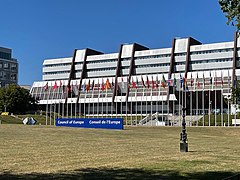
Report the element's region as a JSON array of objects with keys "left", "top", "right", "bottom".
[
  {"left": 43, "top": 71, "right": 70, "bottom": 75},
  {"left": 43, "top": 63, "right": 72, "bottom": 68},
  {"left": 0, "top": 52, "right": 11, "bottom": 60},
  {"left": 190, "top": 48, "right": 233, "bottom": 55},
  {"left": 0, "top": 62, "right": 17, "bottom": 71},
  {"left": 136, "top": 63, "right": 170, "bottom": 68},
  {"left": 87, "top": 67, "right": 116, "bottom": 72},
  {"left": 87, "top": 59, "right": 118, "bottom": 64},
  {"left": 0, "top": 72, "right": 17, "bottom": 80}
]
